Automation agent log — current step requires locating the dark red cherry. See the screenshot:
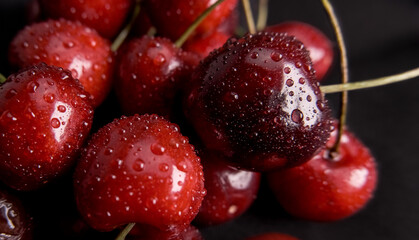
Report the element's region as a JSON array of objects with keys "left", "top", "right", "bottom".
[
  {"left": 267, "top": 124, "right": 377, "bottom": 221},
  {"left": 184, "top": 32, "right": 333, "bottom": 171},
  {"left": 115, "top": 36, "right": 199, "bottom": 118},
  {"left": 246, "top": 232, "right": 299, "bottom": 240},
  {"left": 9, "top": 19, "right": 114, "bottom": 107},
  {"left": 194, "top": 151, "right": 261, "bottom": 225},
  {"left": 74, "top": 114, "right": 206, "bottom": 232},
  {"left": 265, "top": 21, "right": 334, "bottom": 80},
  {"left": 0, "top": 63, "right": 93, "bottom": 191}
]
